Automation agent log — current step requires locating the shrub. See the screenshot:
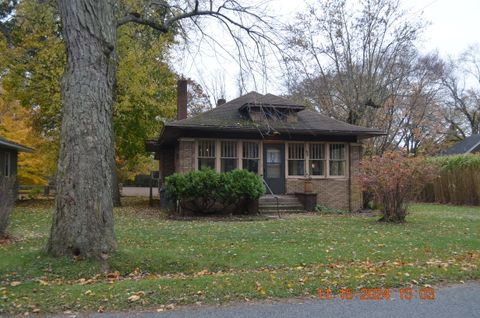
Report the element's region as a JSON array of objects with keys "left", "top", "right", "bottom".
[
  {"left": 358, "top": 151, "right": 437, "bottom": 223},
  {"left": 165, "top": 169, "right": 265, "bottom": 215},
  {"left": 0, "top": 177, "right": 16, "bottom": 237}
]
